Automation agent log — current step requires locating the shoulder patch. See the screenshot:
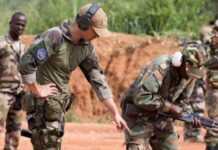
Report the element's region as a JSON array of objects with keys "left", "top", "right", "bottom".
[
  {"left": 35, "top": 48, "right": 48, "bottom": 61},
  {"left": 32, "top": 40, "right": 48, "bottom": 63}
]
